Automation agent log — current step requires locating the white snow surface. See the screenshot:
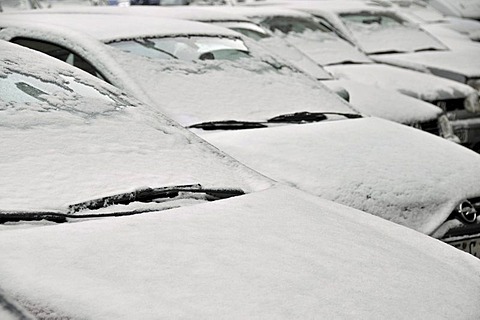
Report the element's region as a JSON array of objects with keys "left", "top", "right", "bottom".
[
  {"left": 282, "top": 30, "right": 373, "bottom": 66},
  {"left": 322, "top": 79, "right": 442, "bottom": 123},
  {"left": 27, "top": 4, "right": 255, "bottom": 23},
  {"left": 0, "top": 13, "right": 240, "bottom": 43},
  {"left": 200, "top": 117, "right": 480, "bottom": 235},
  {"left": 372, "top": 48, "right": 480, "bottom": 79},
  {"left": 110, "top": 47, "right": 356, "bottom": 126},
  {"left": 341, "top": 16, "right": 447, "bottom": 54},
  {"left": 285, "top": 1, "right": 480, "bottom": 78},
  {"left": 0, "top": 12, "right": 453, "bottom": 128},
  {"left": 0, "top": 41, "right": 272, "bottom": 211},
  {"left": 325, "top": 63, "right": 475, "bottom": 101},
  {"left": 0, "top": 185, "right": 480, "bottom": 319},
  {"left": 256, "top": 35, "right": 335, "bottom": 80},
  {"left": 0, "top": 13, "right": 357, "bottom": 126}
]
